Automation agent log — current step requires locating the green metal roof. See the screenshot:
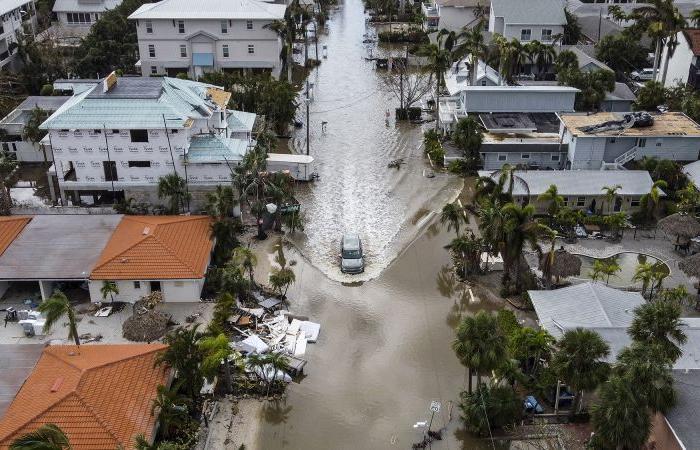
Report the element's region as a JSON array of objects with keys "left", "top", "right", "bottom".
[
  {"left": 227, "top": 110, "right": 256, "bottom": 131},
  {"left": 186, "top": 134, "right": 249, "bottom": 163}
]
